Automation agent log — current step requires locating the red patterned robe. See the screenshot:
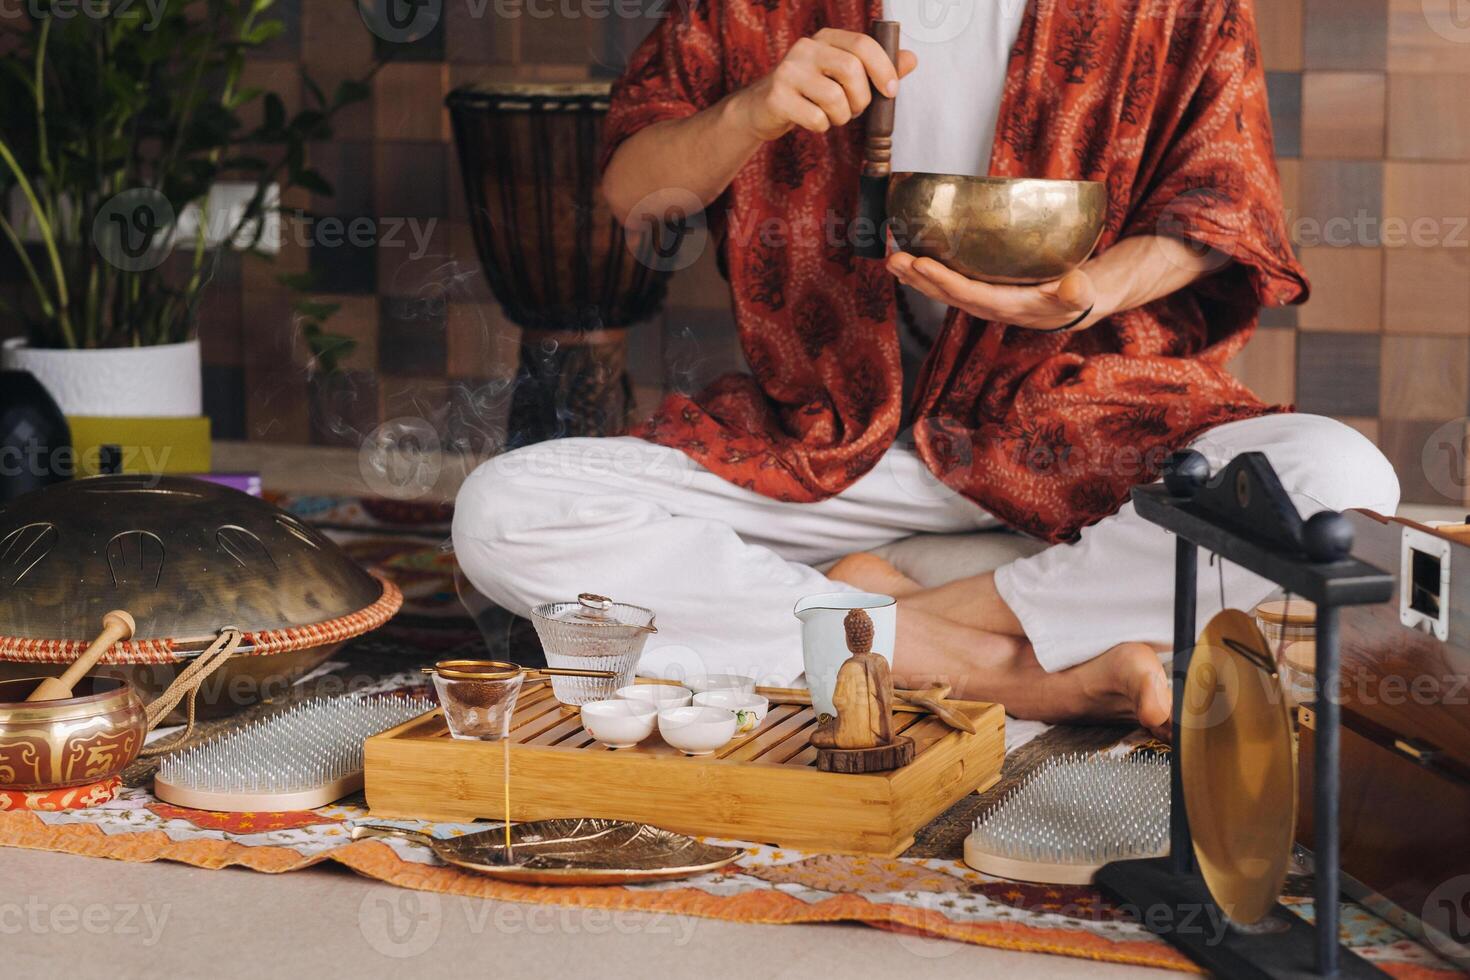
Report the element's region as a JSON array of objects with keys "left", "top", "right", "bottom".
[{"left": 603, "top": 0, "right": 1306, "bottom": 543}]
